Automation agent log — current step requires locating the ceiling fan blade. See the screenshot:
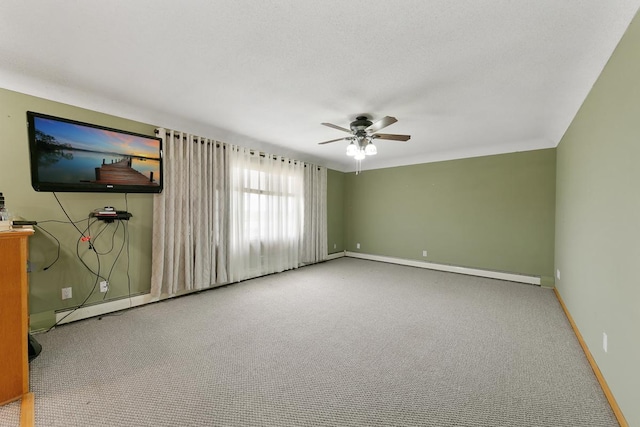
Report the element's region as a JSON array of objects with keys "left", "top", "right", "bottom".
[
  {"left": 366, "top": 116, "right": 397, "bottom": 132},
  {"left": 318, "top": 137, "right": 350, "bottom": 145},
  {"left": 373, "top": 133, "right": 411, "bottom": 142},
  {"left": 321, "top": 122, "right": 352, "bottom": 133}
]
